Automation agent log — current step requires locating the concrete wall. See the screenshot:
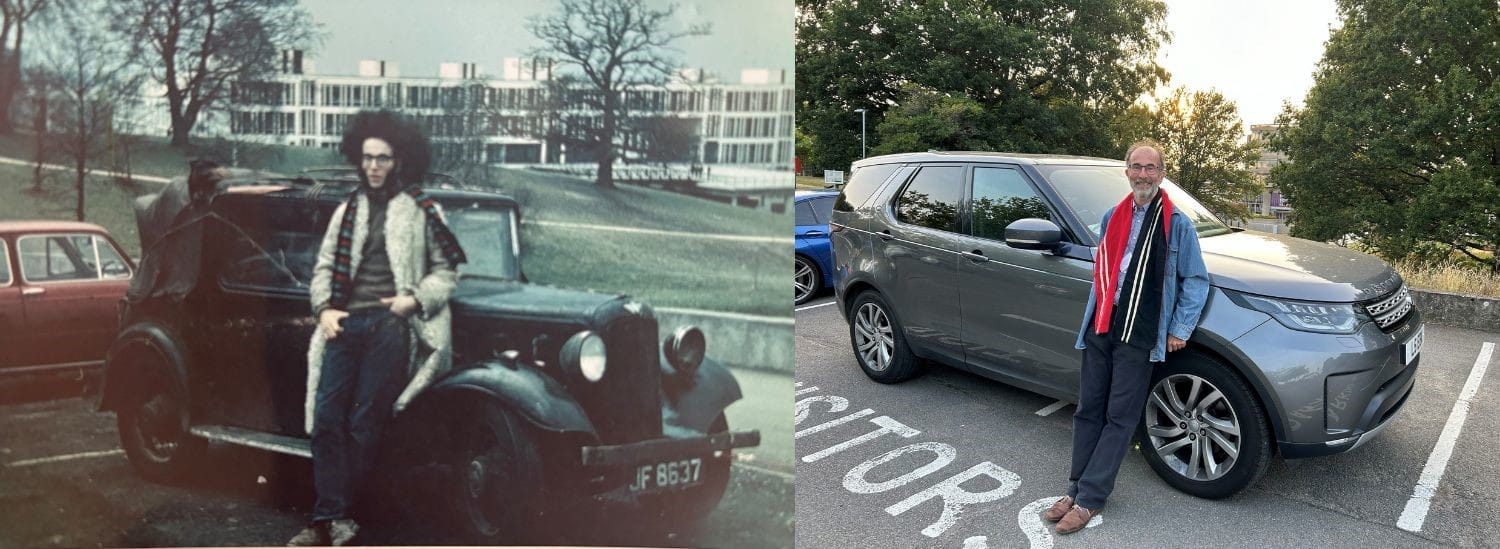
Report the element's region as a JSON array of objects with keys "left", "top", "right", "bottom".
[{"left": 1411, "top": 289, "right": 1500, "bottom": 333}]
